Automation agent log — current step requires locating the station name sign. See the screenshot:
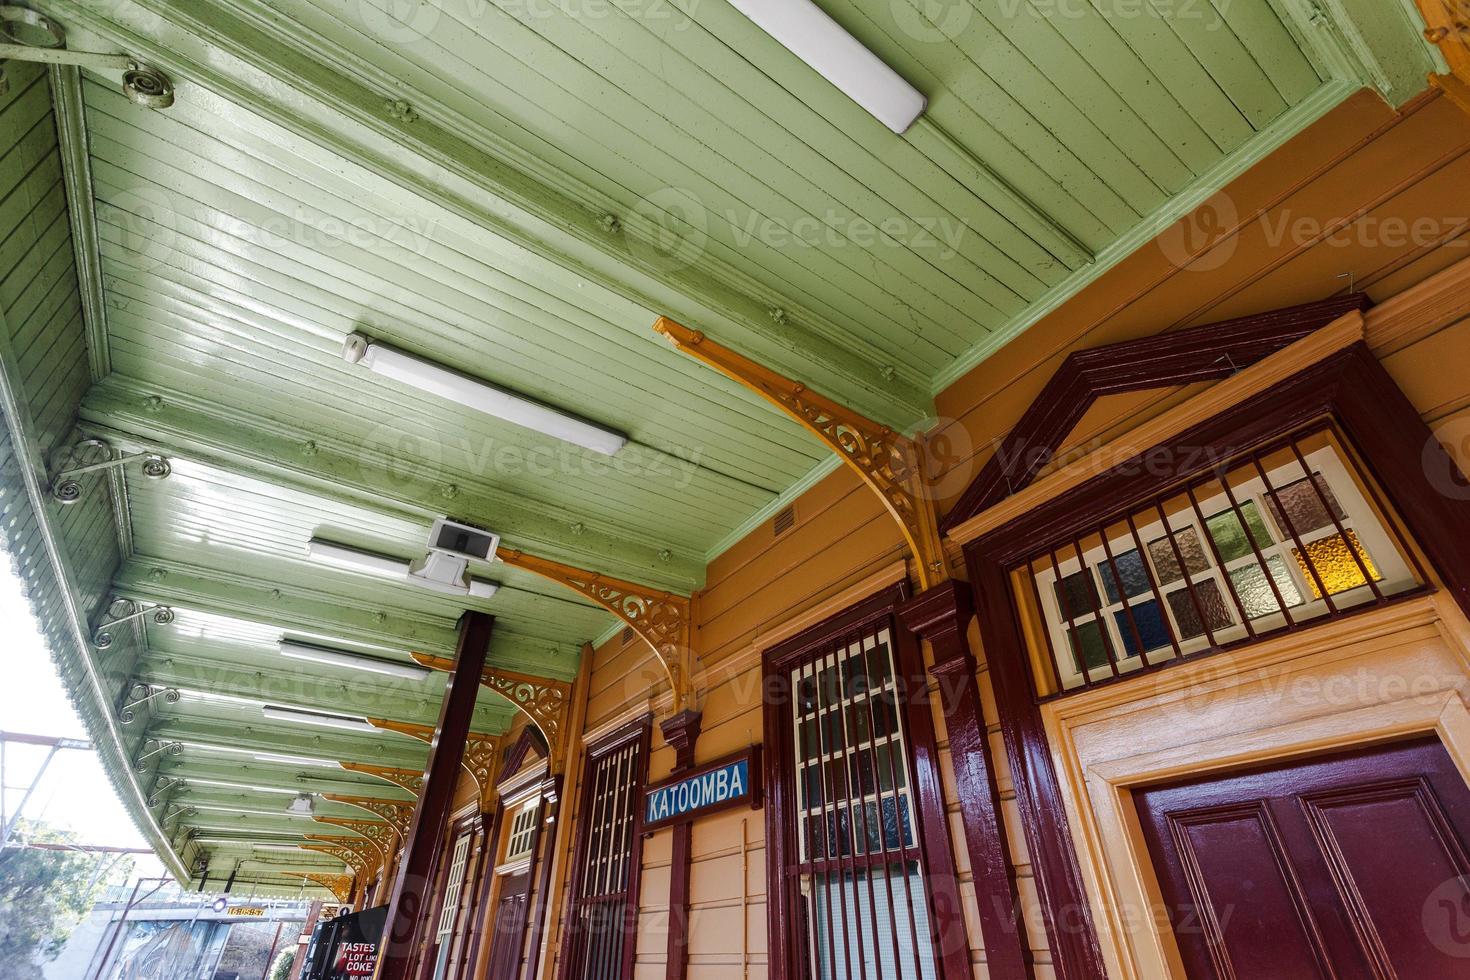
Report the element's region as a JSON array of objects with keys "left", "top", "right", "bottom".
[{"left": 642, "top": 747, "right": 762, "bottom": 832}]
